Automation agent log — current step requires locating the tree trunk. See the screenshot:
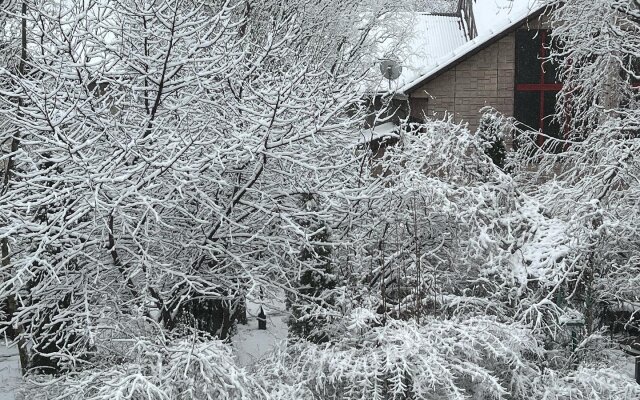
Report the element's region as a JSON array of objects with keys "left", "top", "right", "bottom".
[
  {"left": 0, "top": 1, "right": 30, "bottom": 375},
  {"left": 1, "top": 239, "right": 29, "bottom": 375}
]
